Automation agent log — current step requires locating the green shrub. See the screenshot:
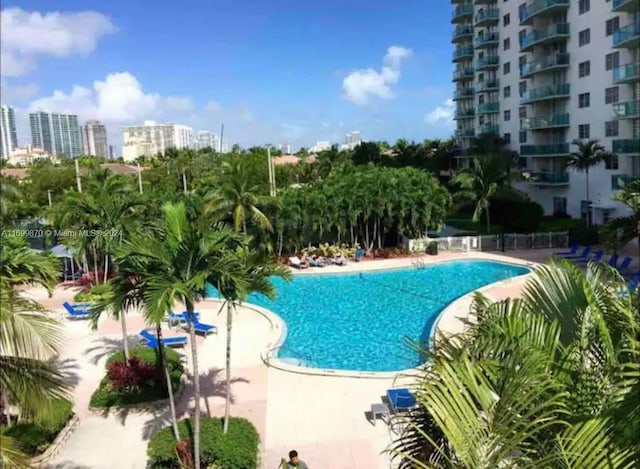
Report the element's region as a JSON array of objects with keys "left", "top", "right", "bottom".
[
  {"left": 2, "top": 399, "right": 73, "bottom": 456},
  {"left": 569, "top": 226, "right": 600, "bottom": 246},
  {"left": 491, "top": 187, "right": 544, "bottom": 233},
  {"left": 90, "top": 346, "right": 183, "bottom": 408},
  {"left": 147, "top": 417, "right": 259, "bottom": 469}
]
